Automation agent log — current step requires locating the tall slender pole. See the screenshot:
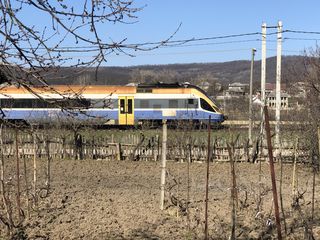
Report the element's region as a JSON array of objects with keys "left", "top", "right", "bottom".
[
  {"left": 249, "top": 48, "right": 256, "bottom": 146},
  {"left": 15, "top": 128, "right": 22, "bottom": 221},
  {"left": 160, "top": 119, "right": 167, "bottom": 210},
  {"left": 275, "top": 21, "right": 283, "bottom": 158},
  {"left": 261, "top": 23, "right": 267, "bottom": 136},
  {"left": 33, "top": 132, "right": 37, "bottom": 204},
  {"left": 264, "top": 106, "right": 282, "bottom": 240},
  {"left": 204, "top": 116, "right": 211, "bottom": 240}
]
